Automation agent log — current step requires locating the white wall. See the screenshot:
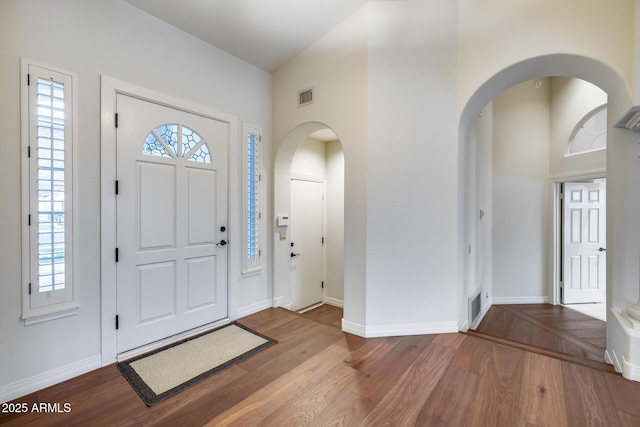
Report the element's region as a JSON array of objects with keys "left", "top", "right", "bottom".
[
  {"left": 492, "top": 80, "right": 551, "bottom": 302},
  {"left": 291, "top": 138, "right": 327, "bottom": 177},
  {"left": 549, "top": 77, "right": 607, "bottom": 179},
  {"left": 0, "top": 0, "right": 271, "bottom": 400},
  {"left": 365, "top": 0, "right": 459, "bottom": 331},
  {"left": 326, "top": 140, "right": 345, "bottom": 304}
]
